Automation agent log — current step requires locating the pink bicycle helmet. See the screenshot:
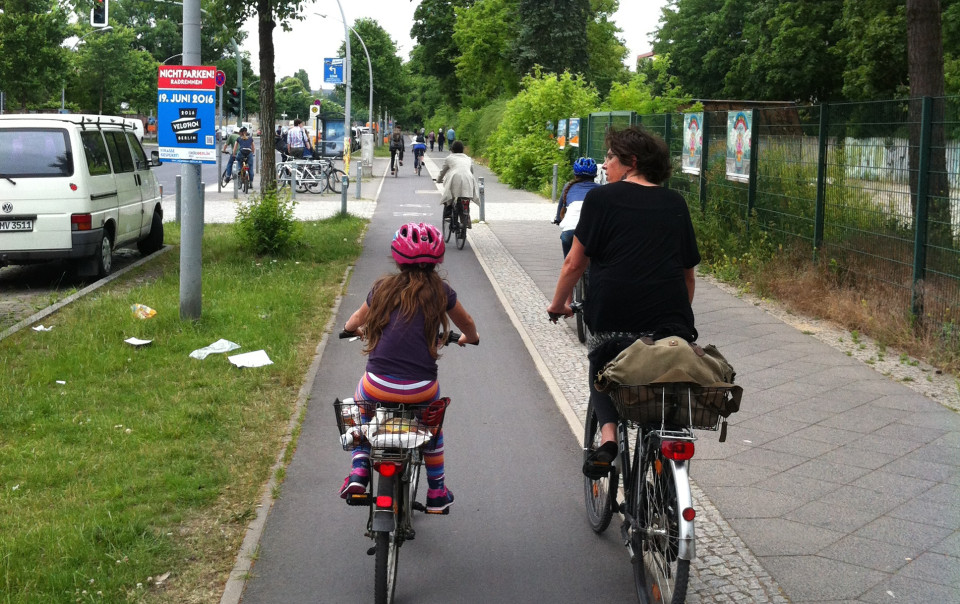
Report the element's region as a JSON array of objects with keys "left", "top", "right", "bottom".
[{"left": 391, "top": 222, "right": 445, "bottom": 265}]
